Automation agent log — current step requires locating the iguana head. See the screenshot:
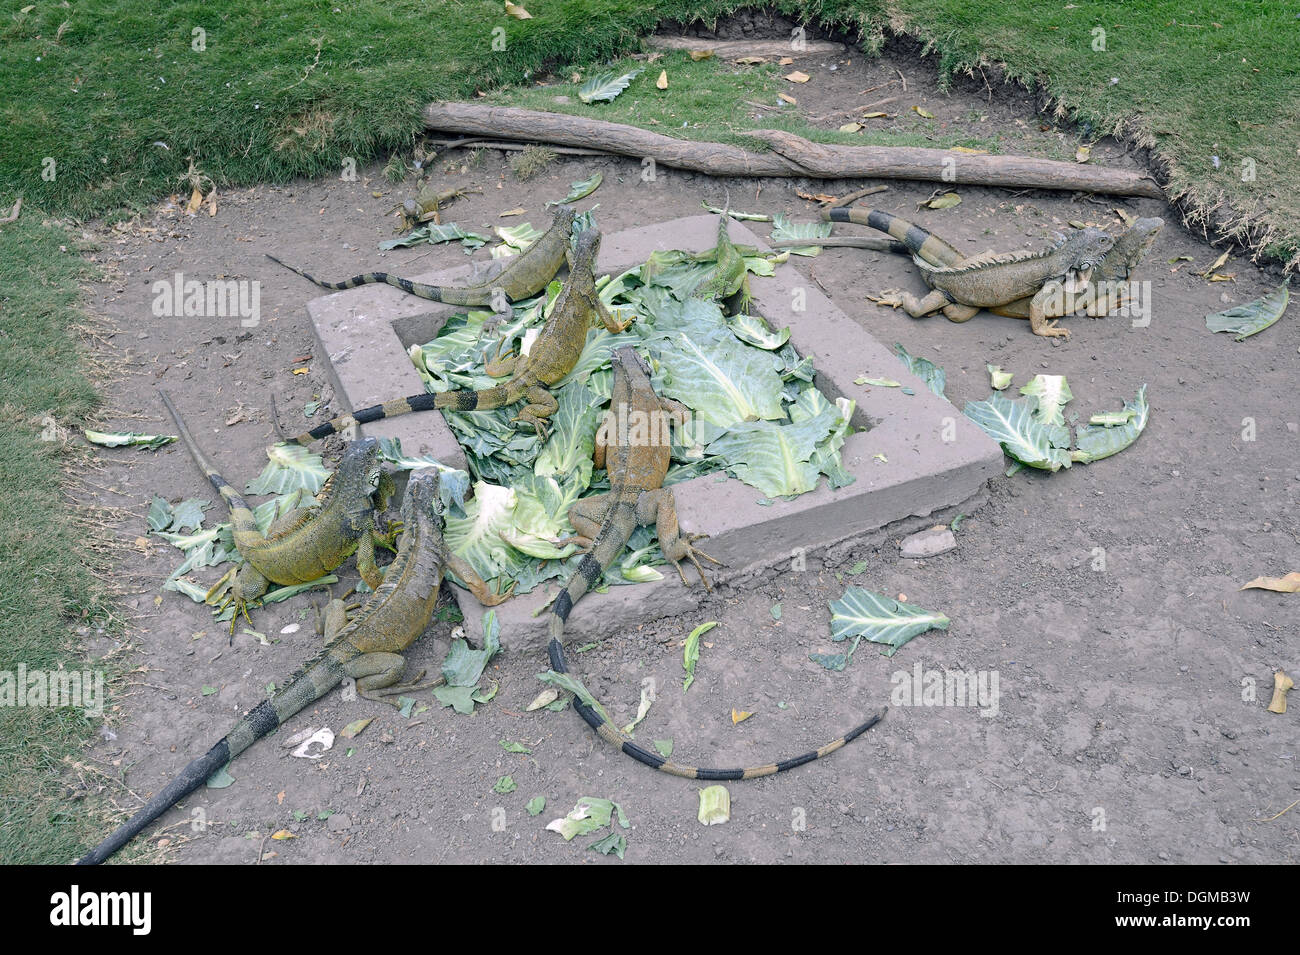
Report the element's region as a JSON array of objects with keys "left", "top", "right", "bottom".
[
  {"left": 334, "top": 436, "right": 385, "bottom": 498},
  {"left": 551, "top": 205, "right": 577, "bottom": 230},
  {"left": 570, "top": 226, "right": 601, "bottom": 271},
  {"left": 610, "top": 345, "right": 651, "bottom": 381},
  {"left": 401, "top": 469, "right": 442, "bottom": 525},
  {"left": 1062, "top": 227, "right": 1115, "bottom": 286},
  {"left": 1099, "top": 218, "right": 1163, "bottom": 280}
]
